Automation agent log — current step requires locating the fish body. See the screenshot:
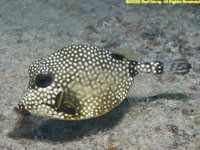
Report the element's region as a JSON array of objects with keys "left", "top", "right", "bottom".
[{"left": 16, "top": 45, "right": 163, "bottom": 120}]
